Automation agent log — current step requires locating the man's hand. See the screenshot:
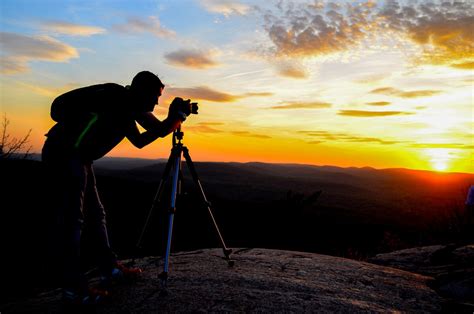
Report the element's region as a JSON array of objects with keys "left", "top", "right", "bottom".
[
  {"left": 168, "top": 97, "right": 184, "bottom": 114},
  {"left": 168, "top": 97, "right": 197, "bottom": 121}
]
